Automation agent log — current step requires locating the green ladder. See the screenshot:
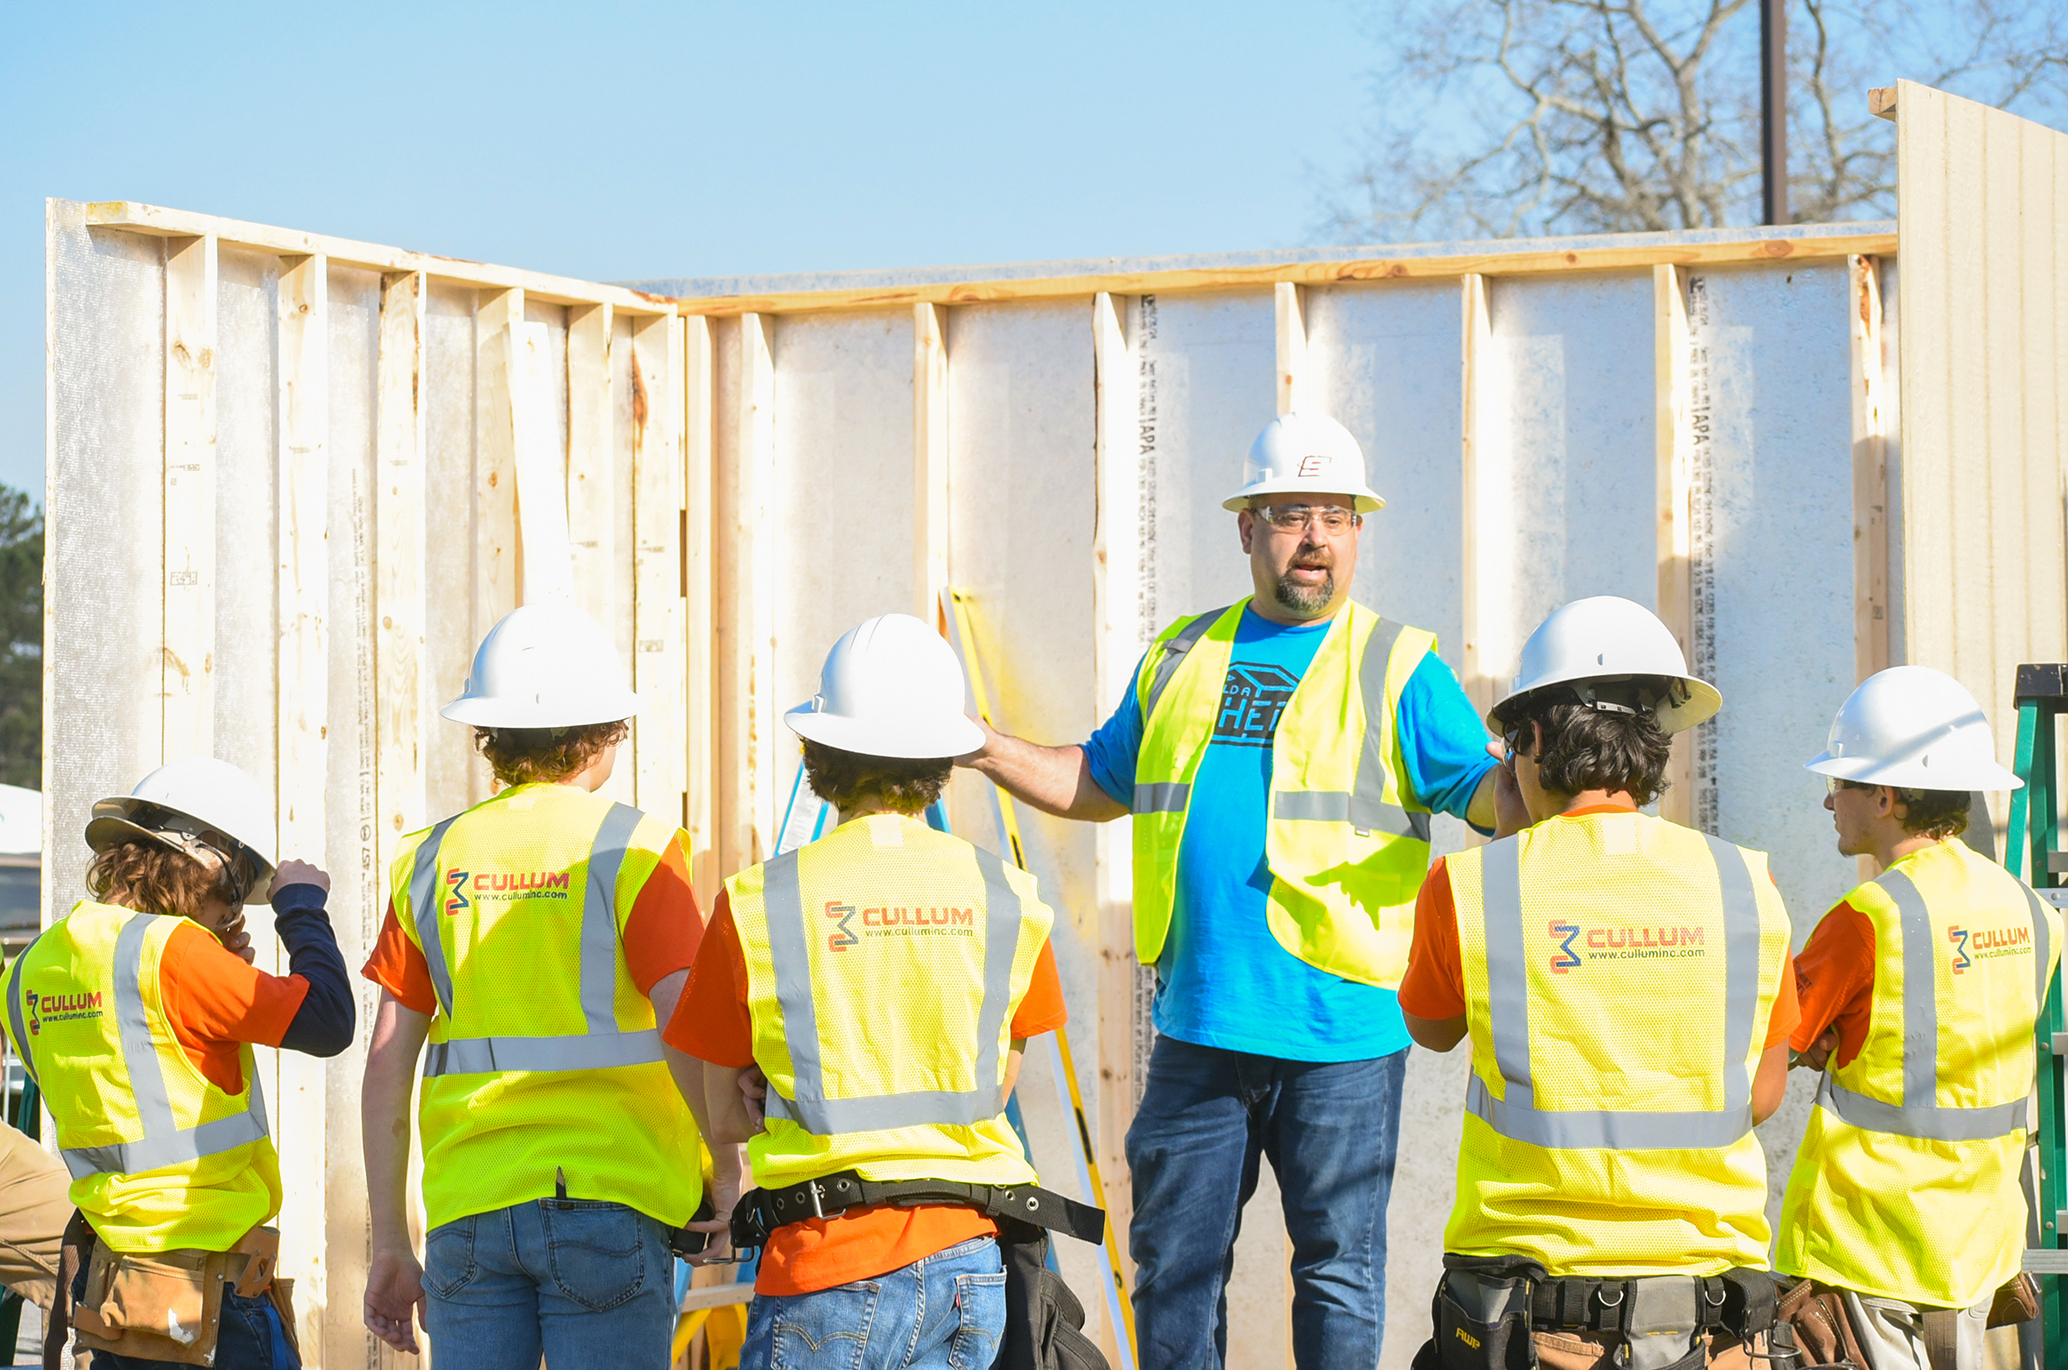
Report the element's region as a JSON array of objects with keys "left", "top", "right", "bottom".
[{"left": 2010, "top": 663, "right": 2068, "bottom": 1369}]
